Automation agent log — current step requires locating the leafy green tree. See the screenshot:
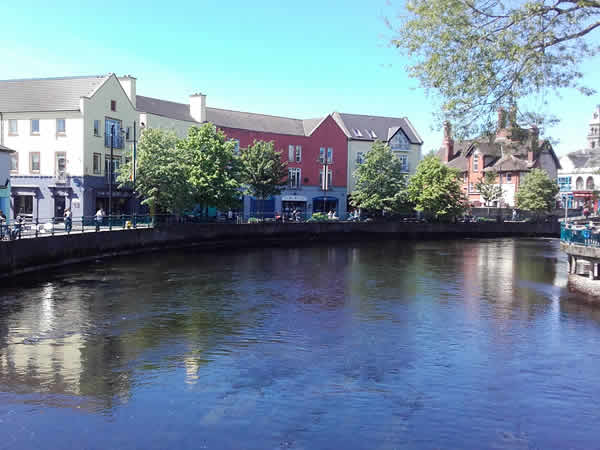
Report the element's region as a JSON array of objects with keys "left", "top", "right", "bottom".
[
  {"left": 406, "top": 155, "right": 466, "bottom": 220},
  {"left": 476, "top": 171, "right": 504, "bottom": 211},
  {"left": 351, "top": 141, "right": 410, "bottom": 214},
  {"left": 515, "top": 168, "right": 559, "bottom": 215},
  {"left": 389, "top": 0, "right": 599, "bottom": 136},
  {"left": 118, "top": 128, "right": 192, "bottom": 214},
  {"left": 240, "top": 140, "right": 288, "bottom": 219},
  {"left": 178, "top": 124, "right": 241, "bottom": 214}
]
